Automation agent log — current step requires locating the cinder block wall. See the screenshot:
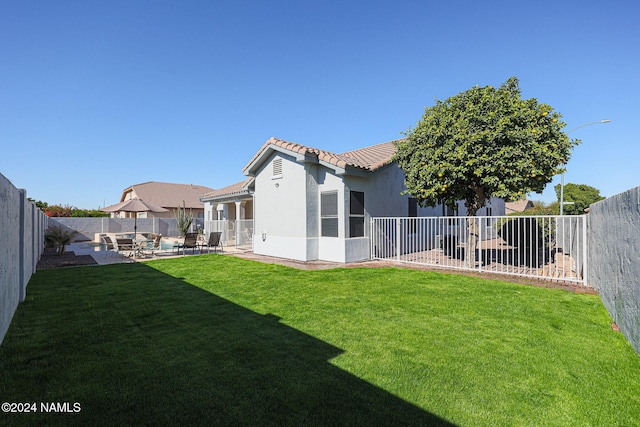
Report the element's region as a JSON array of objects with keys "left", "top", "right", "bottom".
[
  {"left": 0, "top": 173, "right": 47, "bottom": 345},
  {"left": 49, "top": 217, "right": 203, "bottom": 241},
  {"left": 588, "top": 186, "right": 640, "bottom": 355}
]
